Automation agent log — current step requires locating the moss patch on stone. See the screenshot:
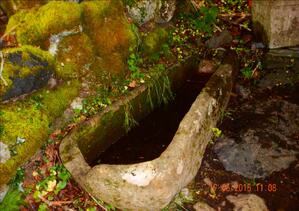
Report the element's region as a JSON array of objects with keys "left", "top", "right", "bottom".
[
  {"left": 142, "top": 27, "right": 169, "bottom": 55},
  {"left": 0, "top": 0, "right": 47, "bottom": 17},
  {"left": 55, "top": 33, "right": 95, "bottom": 80},
  {"left": 81, "top": 0, "right": 137, "bottom": 76},
  {"left": 5, "top": 1, "right": 82, "bottom": 47},
  {"left": 0, "top": 46, "right": 55, "bottom": 100},
  {"left": 0, "top": 80, "right": 80, "bottom": 185}
]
